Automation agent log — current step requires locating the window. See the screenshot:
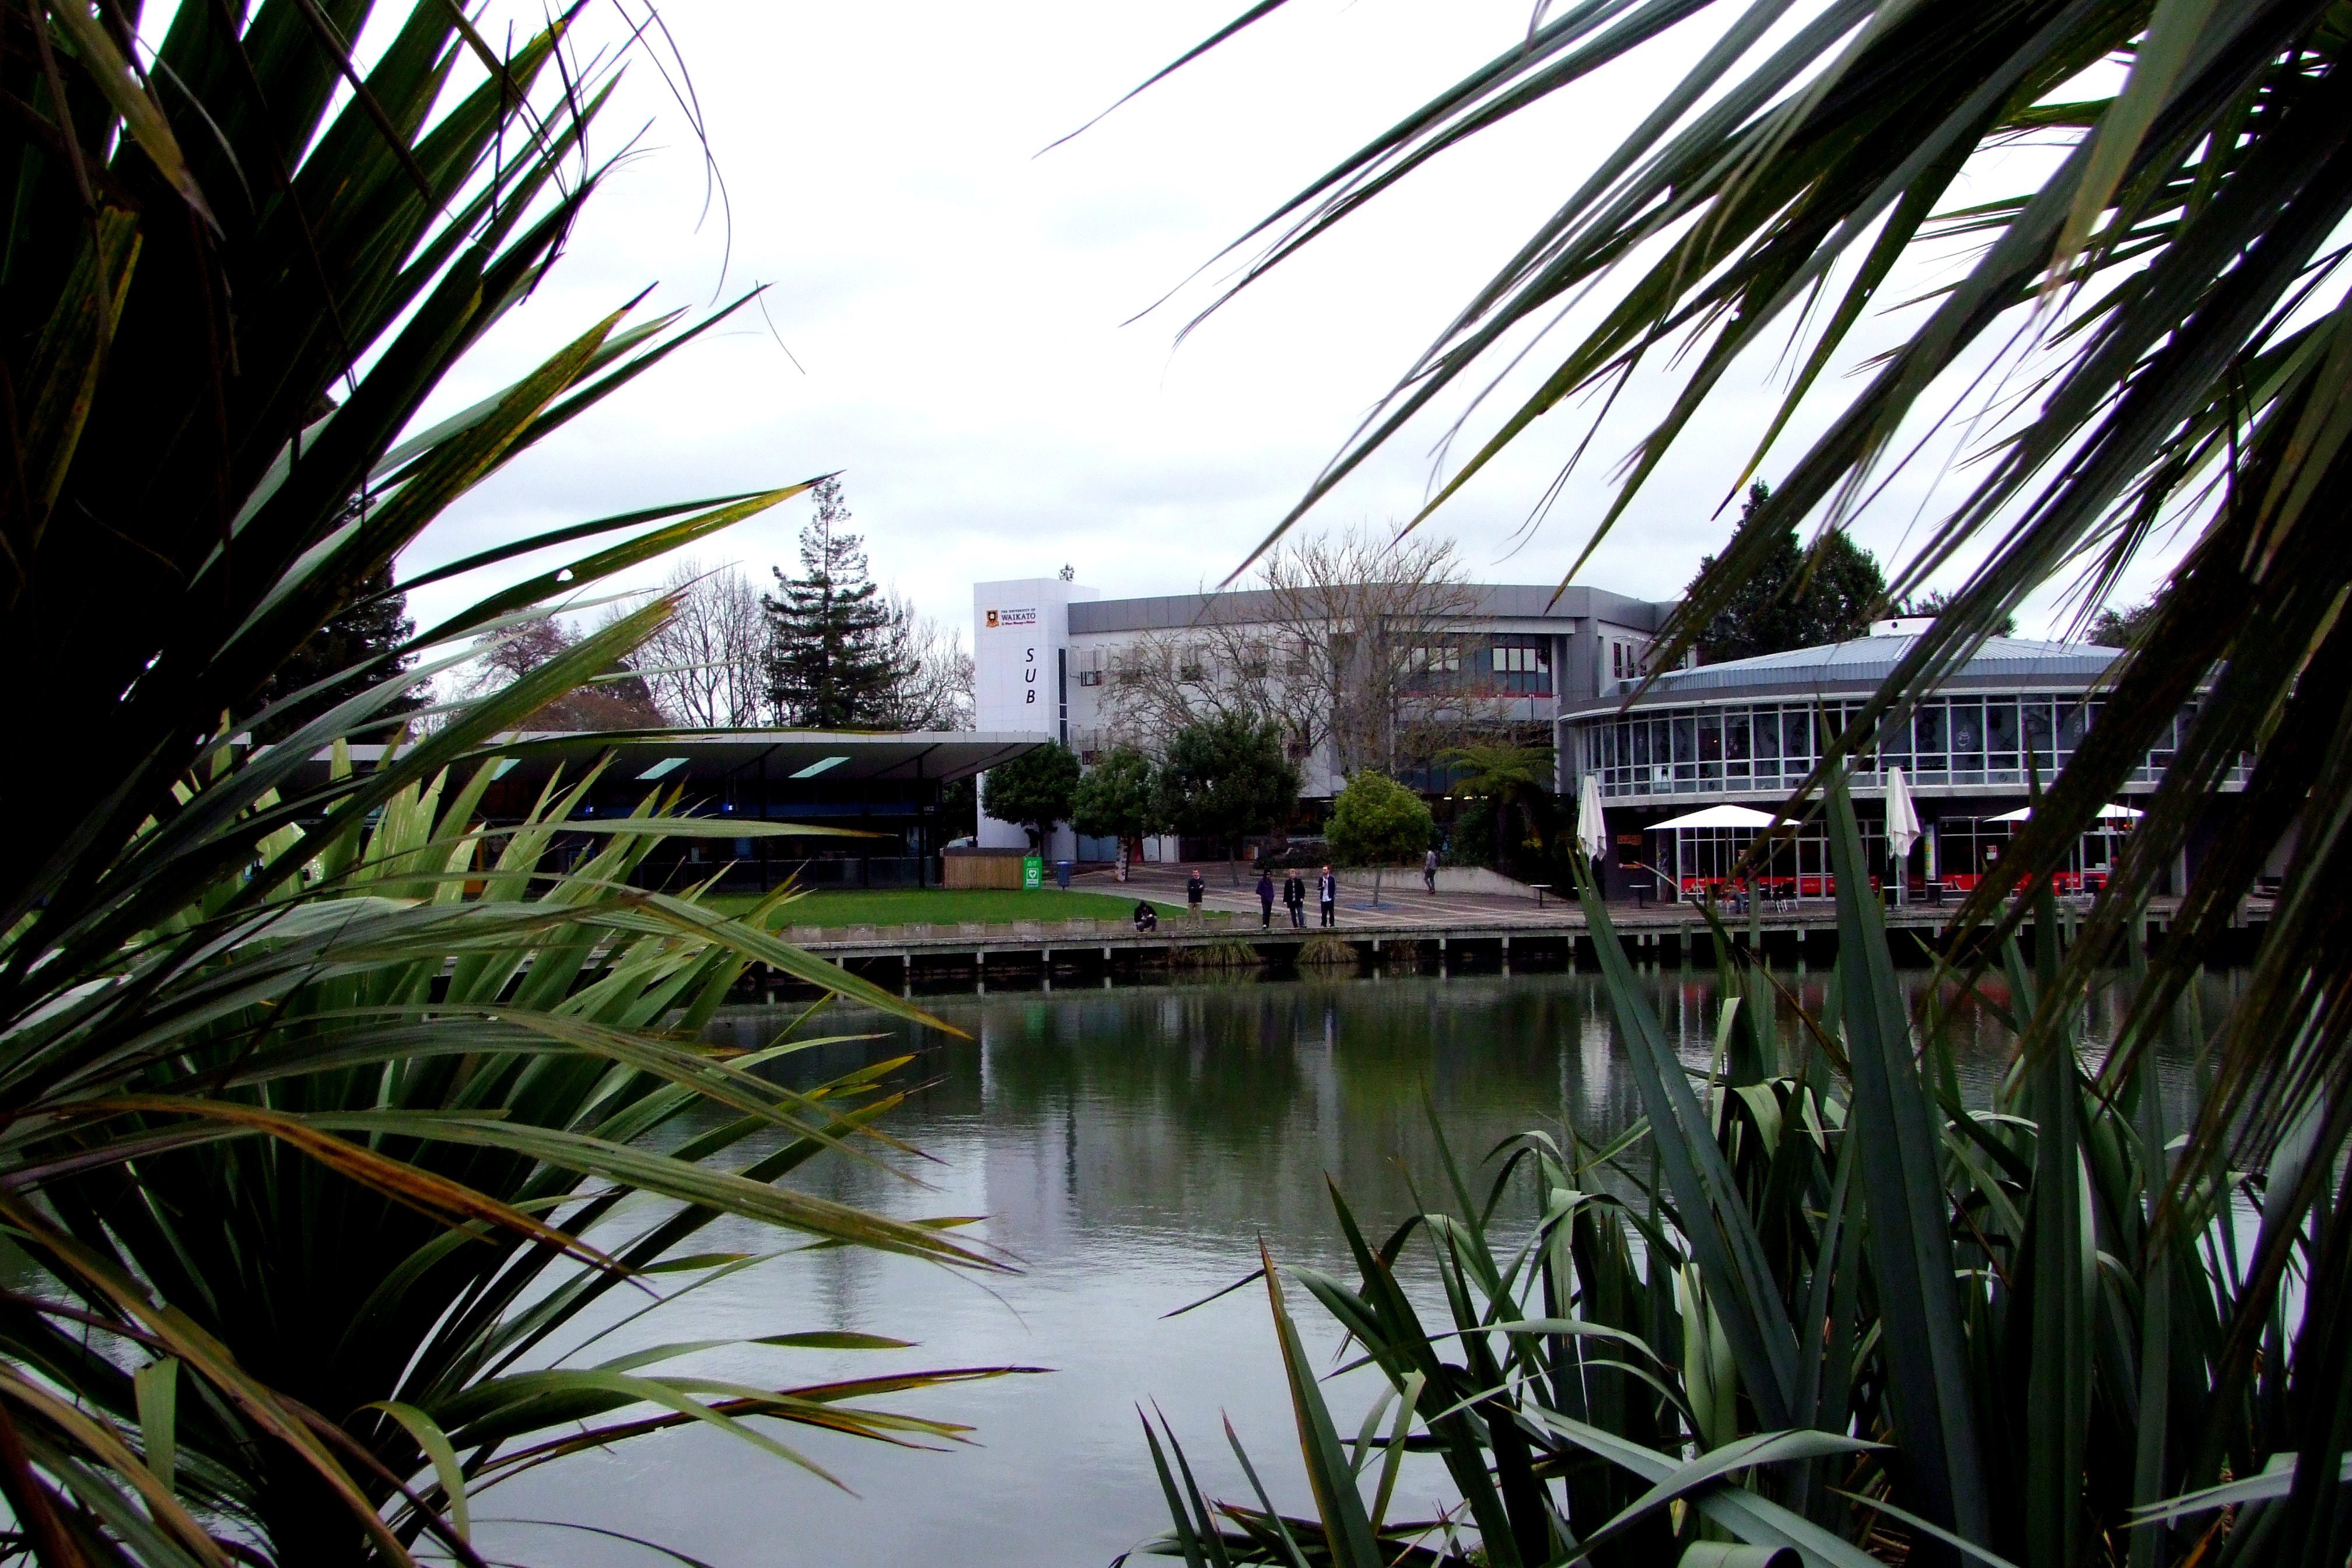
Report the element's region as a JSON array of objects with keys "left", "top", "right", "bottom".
[
  {"left": 1986, "top": 699, "right": 2021, "bottom": 781},
  {"left": 1487, "top": 638, "right": 1552, "bottom": 693},
  {"left": 1405, "top": 642, "right": 1465, "bottom": 694},
  {"left": 1179, "top": 662, "right": 1205, "bottom": 683},
  {"left": 1077, "top": 669, "right": 1102, "bottom": 687},
  {"left": 1581, "top": 688, "right": 2195, "bottom": 799}
]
